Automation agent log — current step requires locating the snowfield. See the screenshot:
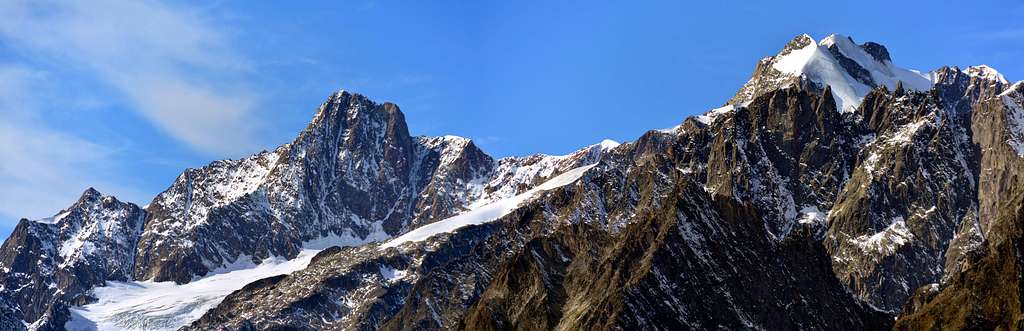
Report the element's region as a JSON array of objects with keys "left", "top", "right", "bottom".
[
  {"left": 381, "top": 163, "right": 597, "bottom": 249},
  {"left": 772, "top": 34, "right": 932, "bottom": 112},
  {"left": 65, "top": 250, "right": 320, "bottom": 331}
]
